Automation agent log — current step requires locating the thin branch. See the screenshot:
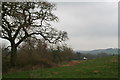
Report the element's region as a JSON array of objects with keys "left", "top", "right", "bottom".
[
  {"left": 1, "top": 36, "right": 10, "bottom": 41},
  {"left": 2, "top": 17, "right": 12, "bottom": 32}
]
